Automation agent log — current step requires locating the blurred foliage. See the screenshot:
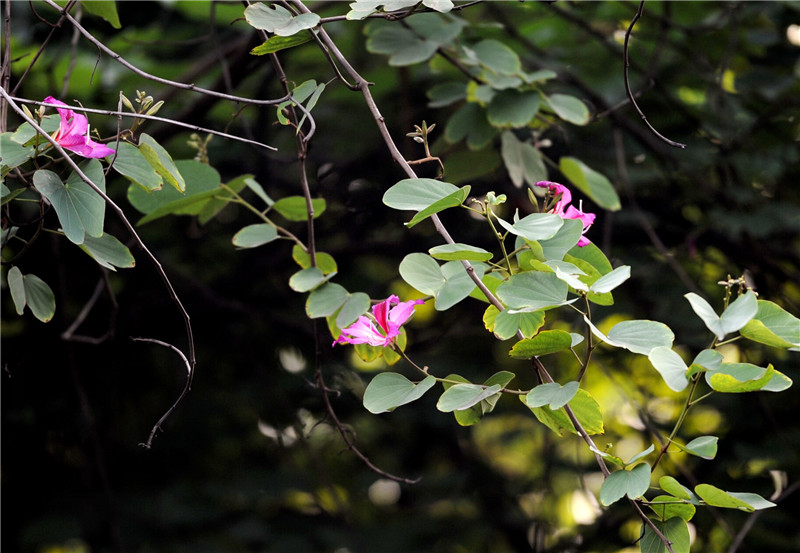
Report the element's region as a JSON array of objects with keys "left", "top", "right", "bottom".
[{"left": 2, "top": 1, "right": 800, "bottom": 553}]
